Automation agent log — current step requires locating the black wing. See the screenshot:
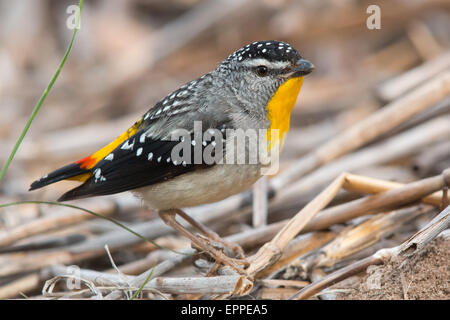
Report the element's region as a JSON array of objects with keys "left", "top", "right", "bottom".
[{"left": 57, "top": 127, "right": 224, "bottom": 201}]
